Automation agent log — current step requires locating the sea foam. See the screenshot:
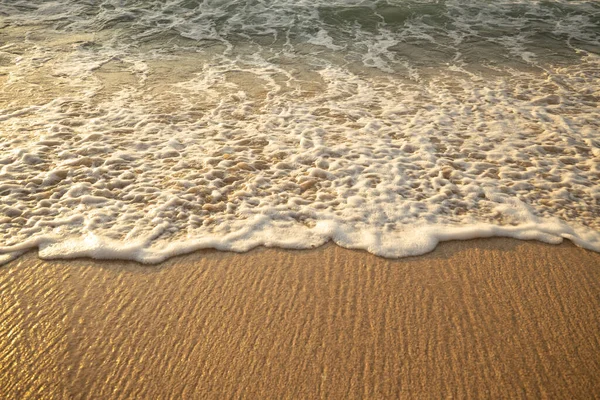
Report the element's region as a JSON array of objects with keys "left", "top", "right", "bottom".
[{"left": 1, "top": 0, "right": 599, "bottom": 264}]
